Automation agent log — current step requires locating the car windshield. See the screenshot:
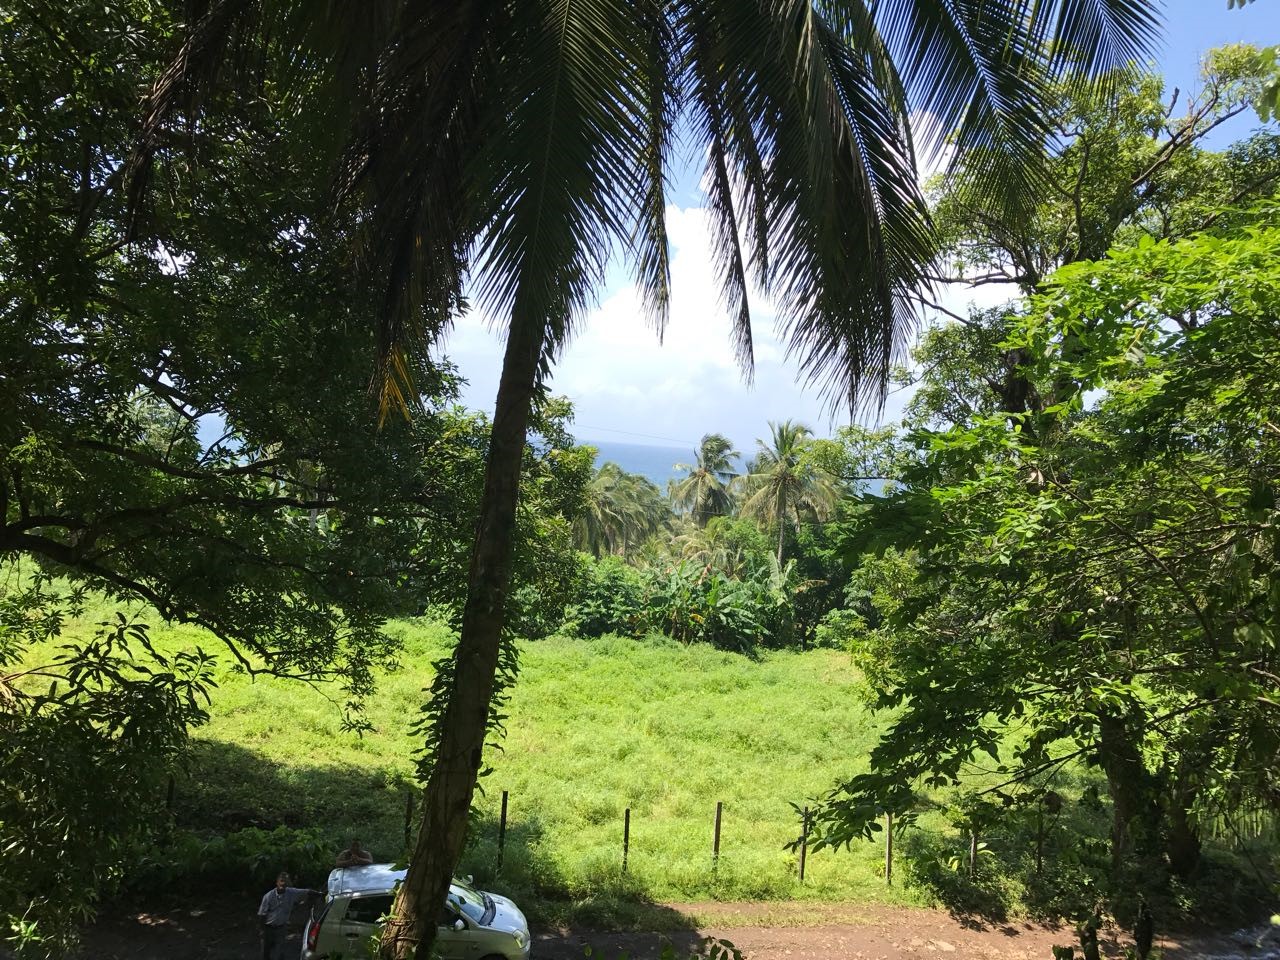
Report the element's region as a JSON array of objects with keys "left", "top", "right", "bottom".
[{"left": 449, "top": 881, "right": 493, "bottom": 926}]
